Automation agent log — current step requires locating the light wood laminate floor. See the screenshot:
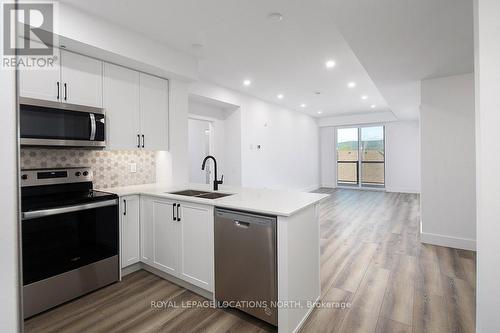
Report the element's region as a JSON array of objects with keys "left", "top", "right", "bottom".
[{"left": 25, "top": 189, "right": 476, "bottom": 333}]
